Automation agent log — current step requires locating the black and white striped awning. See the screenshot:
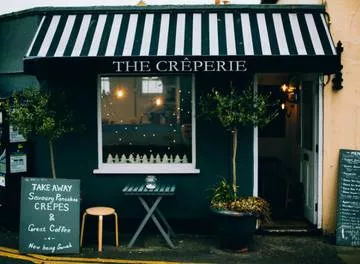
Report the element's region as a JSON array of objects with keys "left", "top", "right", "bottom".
[{"left": 24, "top": 6, "right": 340, "bottom": 74}]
